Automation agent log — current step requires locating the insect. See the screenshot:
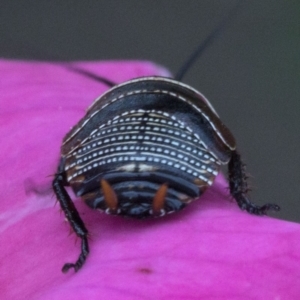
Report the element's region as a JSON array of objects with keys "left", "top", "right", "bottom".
[{"left": 52, "top": 2, "right": 280, "bottom": 273}]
